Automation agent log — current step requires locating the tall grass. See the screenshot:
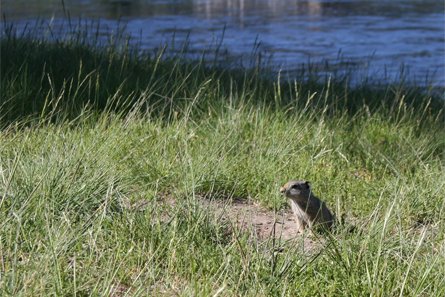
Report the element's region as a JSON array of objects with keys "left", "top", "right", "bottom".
[
  {"left": 1, "top": 20, "right": 443, "bottom": 125},
  {"left": 0, "top": 24, "right": 444, "bottom": 296}
]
